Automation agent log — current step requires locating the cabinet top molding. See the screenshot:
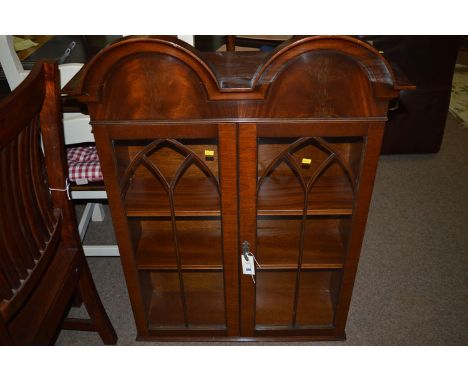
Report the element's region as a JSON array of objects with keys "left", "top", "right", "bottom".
[{"left": 68, "top": 35, "right": 412, "bottom": 120}]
